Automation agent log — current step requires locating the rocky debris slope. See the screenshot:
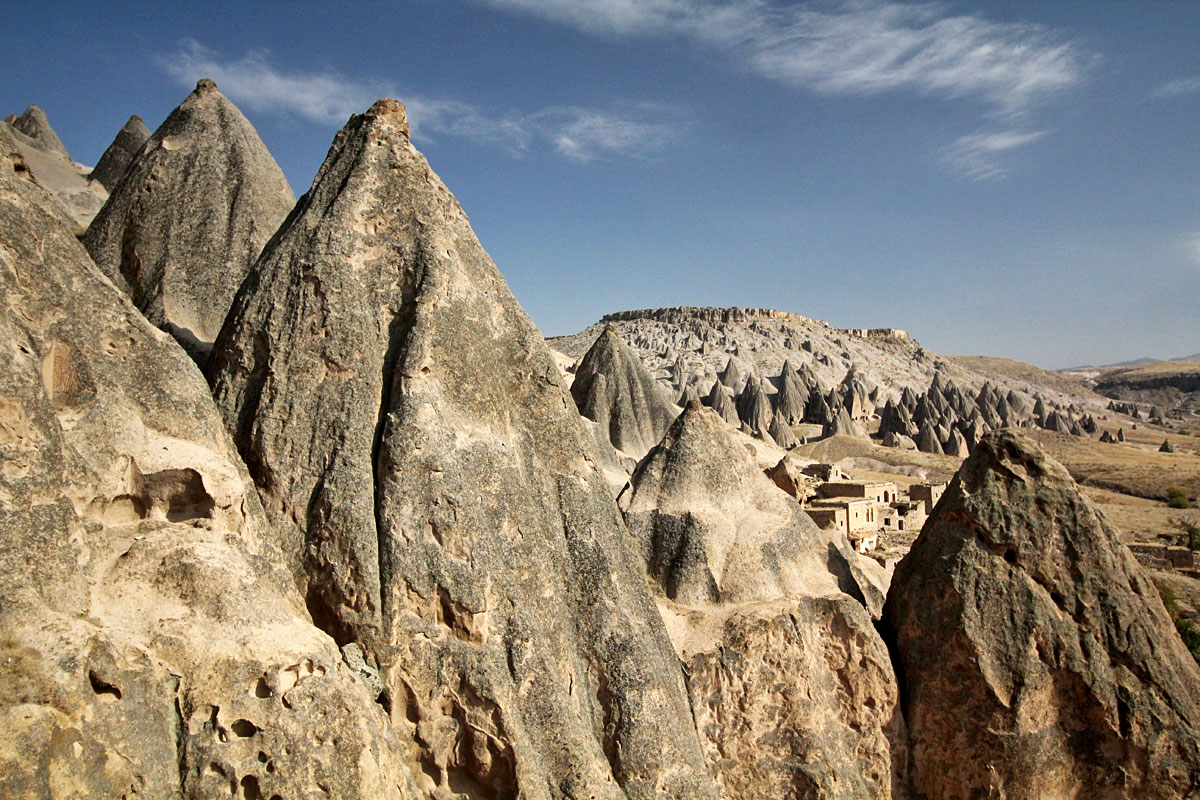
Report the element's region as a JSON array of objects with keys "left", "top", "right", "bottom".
[
  {"left": 2, "top": 105, "right": 107, "bottom": 232},
  {"left": 571, "top": 324, "right": 679, "bottom": 460},
  {"left": 883, "top": 431, "right": 1200, "bottom": 797},
  {"left": 83, "top": 79, "right": 294, "bottom": 361},
  {"left": 619, "top": 401, "right": 903, "bottom": 798},
  {"left": 209, "top": 99, "right": 715, "bottom": 800},
  {"left": 88, "top": 114, "right": 151, "bottom": 191},
  {"left": 0, "top": 126, "right": 420, "bottom": 798}
]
